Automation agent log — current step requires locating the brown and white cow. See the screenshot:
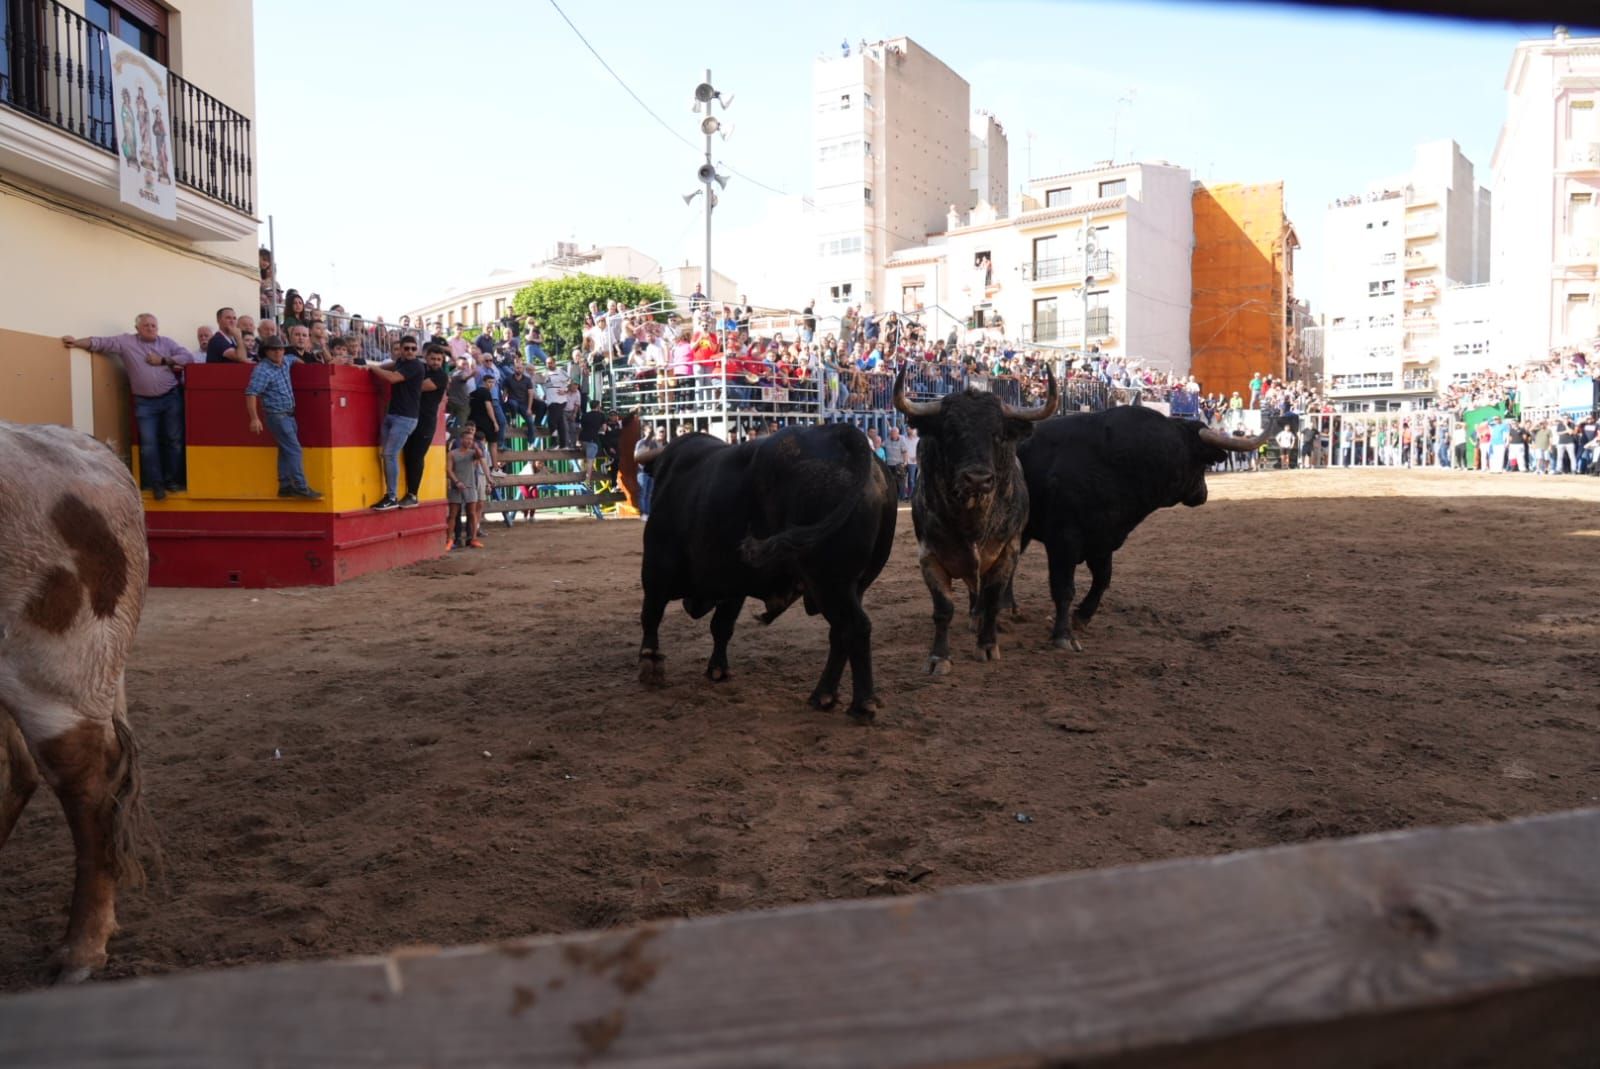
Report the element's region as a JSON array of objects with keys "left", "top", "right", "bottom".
[{"left": 1, "top": 420, "right": 154, "bottom": 983}]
